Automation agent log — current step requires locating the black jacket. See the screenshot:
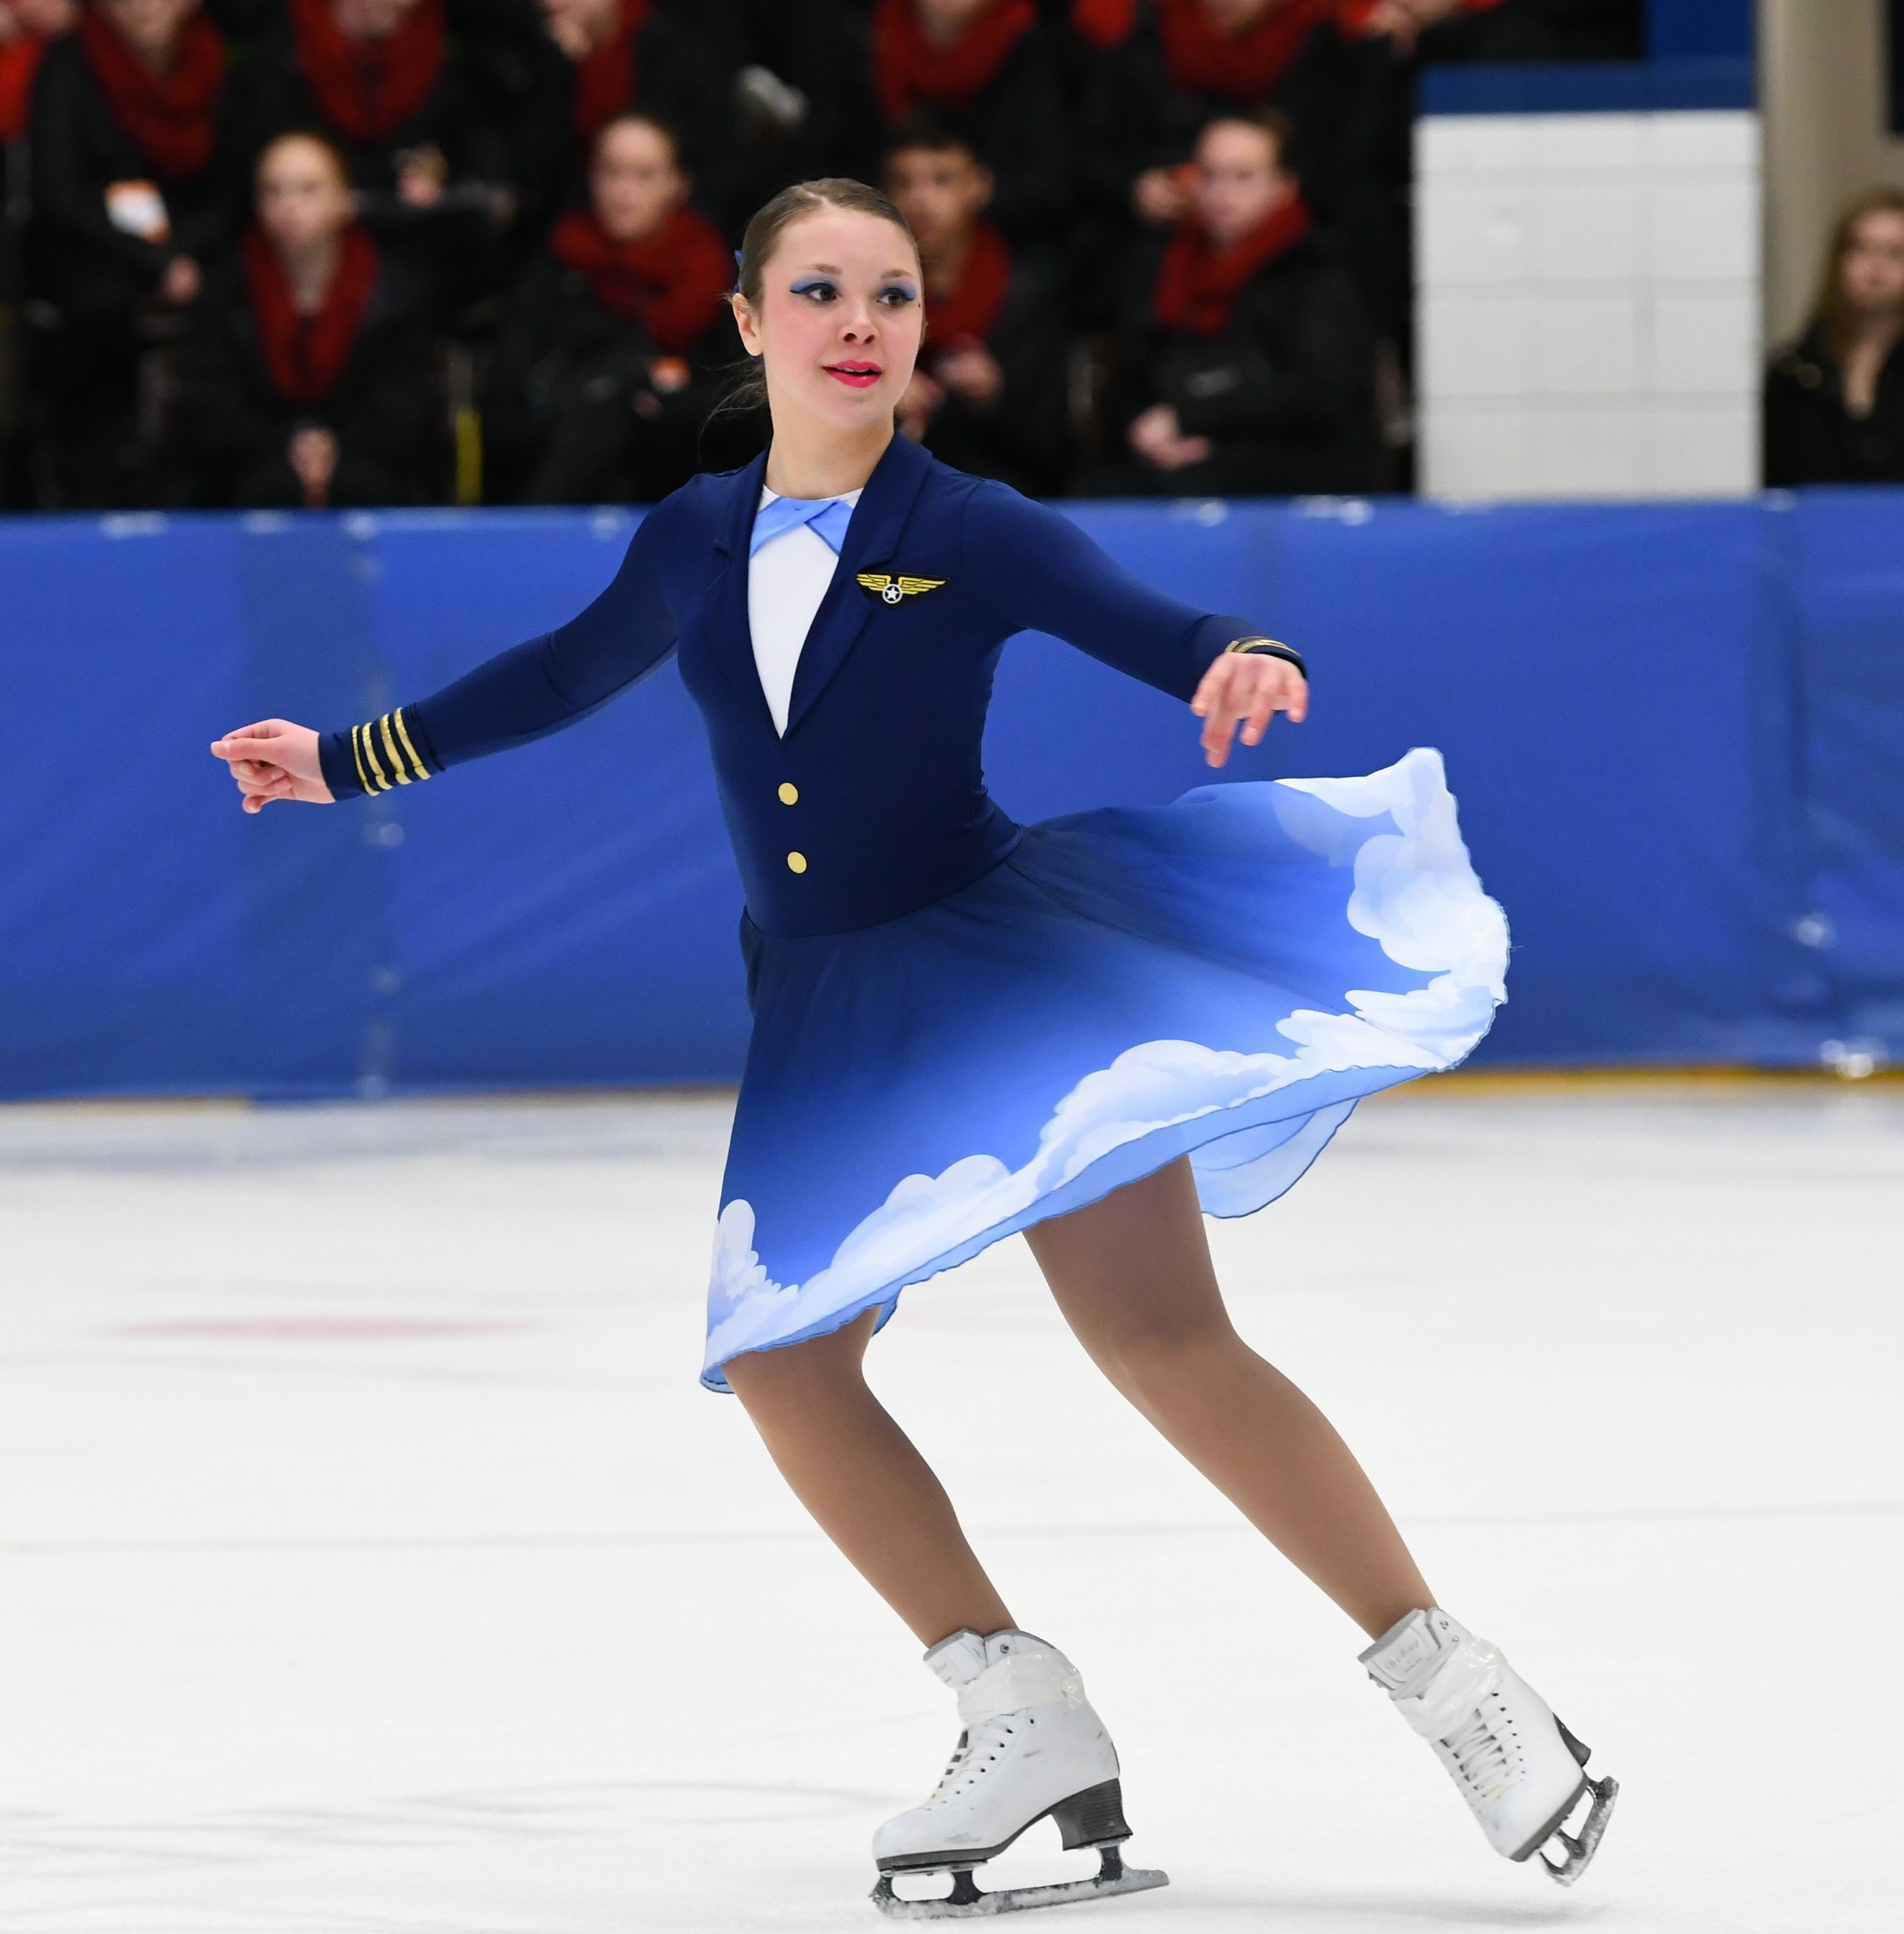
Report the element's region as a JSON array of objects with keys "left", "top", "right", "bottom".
[
  {"left": 1417, "top": 0, "right": 1643, "bottom": 62},
  {"left": 1764, "top": 326, "right": 1904, "bottom": 488},
  {"left": 27, "top": 37, "right": 243, "bottom": 323},
  {"left": 480, "top": 249, "right": 743, "bottom": 501},
  {"left": 172, "top": 249, "right": 438, "bottom": 505},
  {"left": 1110, "top": 226, "right": 1376, "bottom": 495},
  {"left": 914, "top": 242, "right": 1073, "bottom": 497}
]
